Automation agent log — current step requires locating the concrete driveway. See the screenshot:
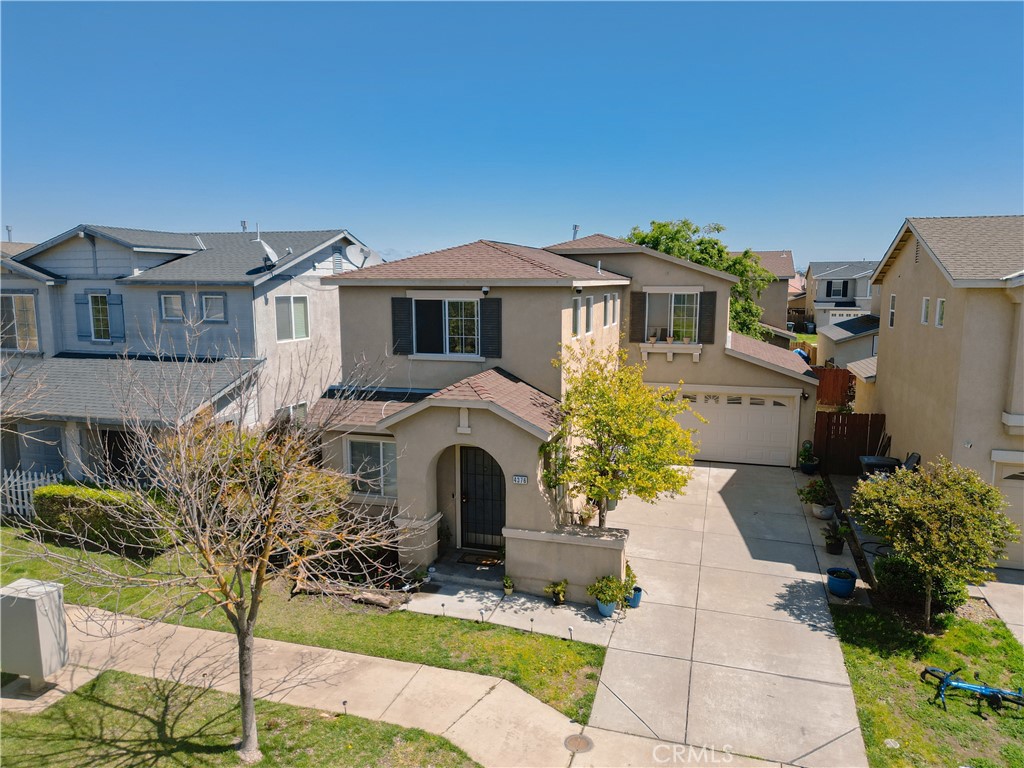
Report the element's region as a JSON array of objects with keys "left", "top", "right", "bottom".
[{"left": 584, "top": 463, "right": 869, "bottom": 768}]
